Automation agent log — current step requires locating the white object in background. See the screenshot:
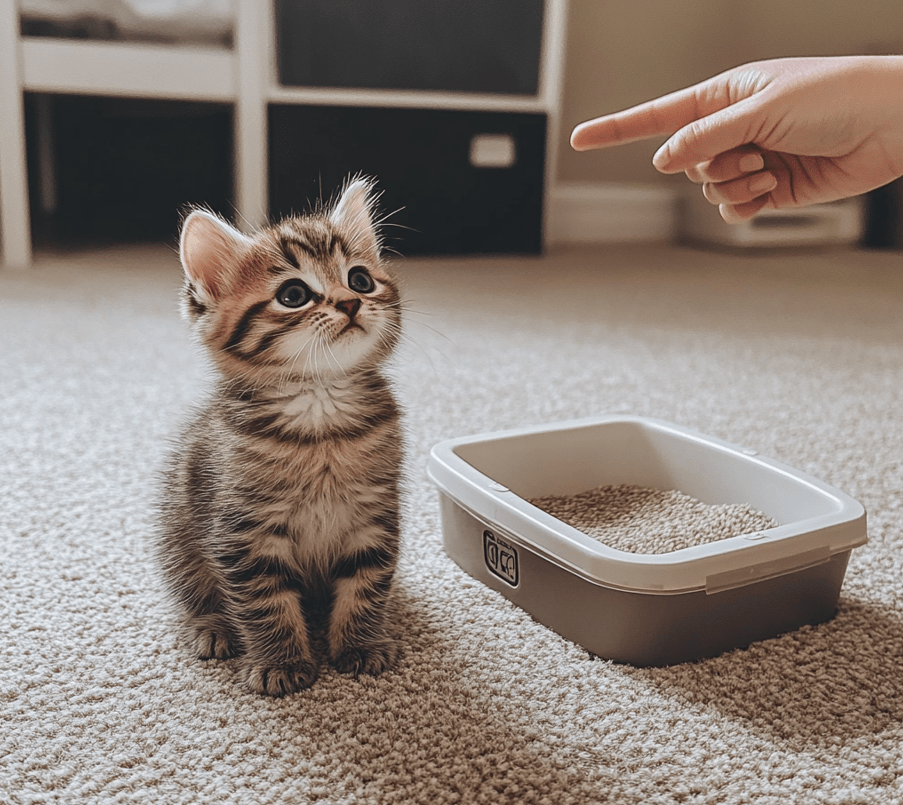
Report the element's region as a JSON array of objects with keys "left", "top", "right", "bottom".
[
  {"left": 469, "top": 134, "right": 517, "bottom": 169},
  {"left": 20, "top": 0, "right": 234, "bottom": 43},
  {"left": 680, "top": 189, "right": 865, "bottom": 248},
  {"left": 546, "top": 182, "right": 679, "bottom": 245}
]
